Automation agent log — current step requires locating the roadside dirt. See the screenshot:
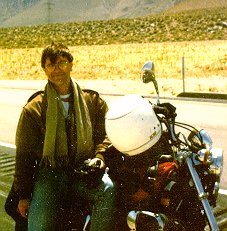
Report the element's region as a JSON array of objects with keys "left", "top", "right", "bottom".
[{"left": 77, "top": 77, "right": 227, "bottom": 97}]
